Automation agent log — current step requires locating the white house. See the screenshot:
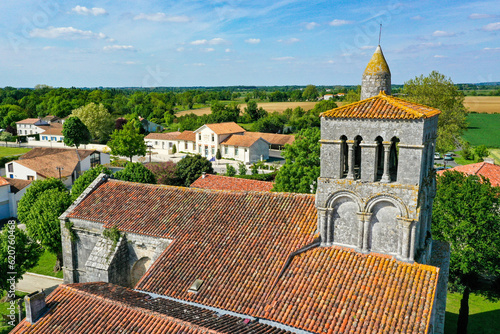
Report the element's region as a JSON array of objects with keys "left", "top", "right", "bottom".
[
  {"left": 39, "top": 123, "right": 64, "bottom": 142},
  {"left": 193, "top": 122, "right": 245, "bottom": 158},
  {"left": 6, "top": 148, "right": 110, "bottom": 187},
  {"left": 5, "top": 178, "right": 32, "bottom": 218},
  {"left": 145, "top": 132, "right": 181, "bottom": 152},
  {"left": 16, "top": 118, "right": 49, "bottom": 136},
  {"left": 220, "top": 133, "right": 270, "bottom": 163},
  {"left": 176, "top": 131, "right": 197, "bottom": 154}
]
